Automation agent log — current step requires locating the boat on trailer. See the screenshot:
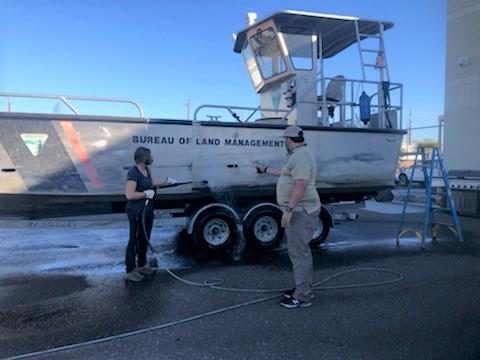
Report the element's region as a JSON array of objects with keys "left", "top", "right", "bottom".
[{"left": 0, "top": 10, "right": 405, "bottom": 249}]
